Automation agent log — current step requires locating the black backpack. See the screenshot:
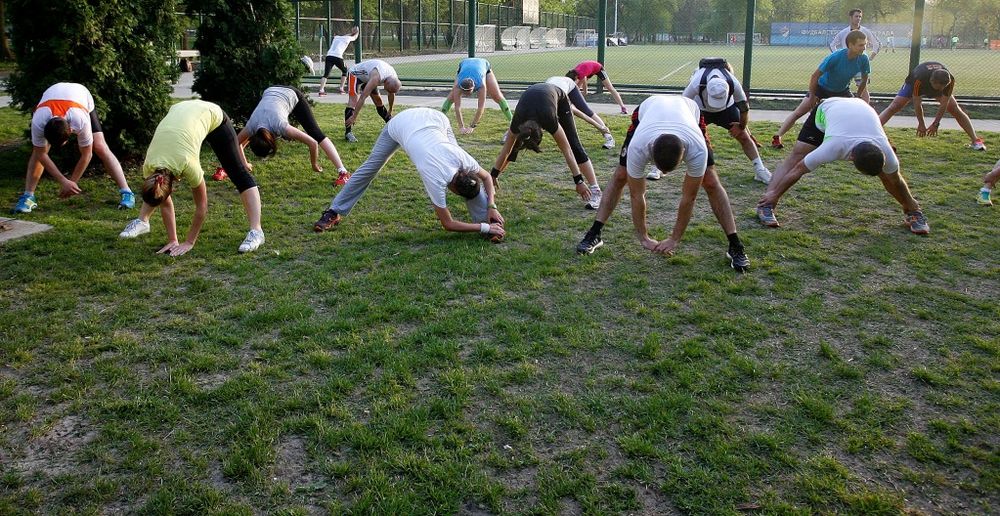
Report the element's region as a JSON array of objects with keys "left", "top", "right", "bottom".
[{"left": 697, "top": 57, "right": 735, "bottom": 107}]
